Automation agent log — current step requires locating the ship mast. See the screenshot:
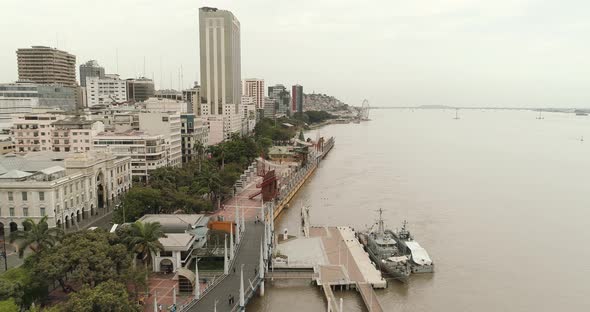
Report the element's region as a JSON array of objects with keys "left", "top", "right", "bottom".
[{"left": 378, "top": 208, "right": 385, "bottom": 237}]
